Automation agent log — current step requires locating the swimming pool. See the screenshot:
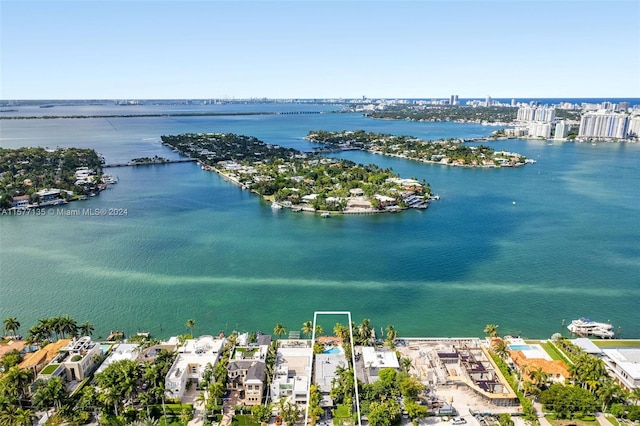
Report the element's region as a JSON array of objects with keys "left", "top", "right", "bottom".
[
  {"left": 323, "top": 346, "right": 342, "bottom": 355},
  {"left": 100, "top": 344, "right": 114, "bottom": 354},
  {"left": 508, "top": 344, "right": 534, "bottom": 351}
]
